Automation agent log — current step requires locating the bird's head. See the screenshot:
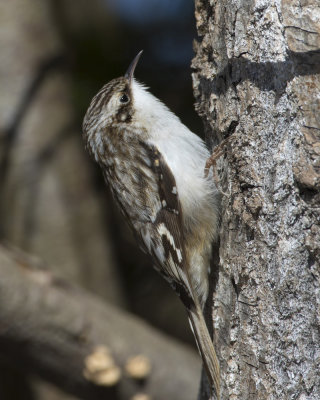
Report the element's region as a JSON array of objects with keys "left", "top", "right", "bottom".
[
  {"left": 83, "top": 51, "right": 178, "bottom": 160},
  {"left": 83, "top": 51, "right": 146, "bottom": 135}
]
